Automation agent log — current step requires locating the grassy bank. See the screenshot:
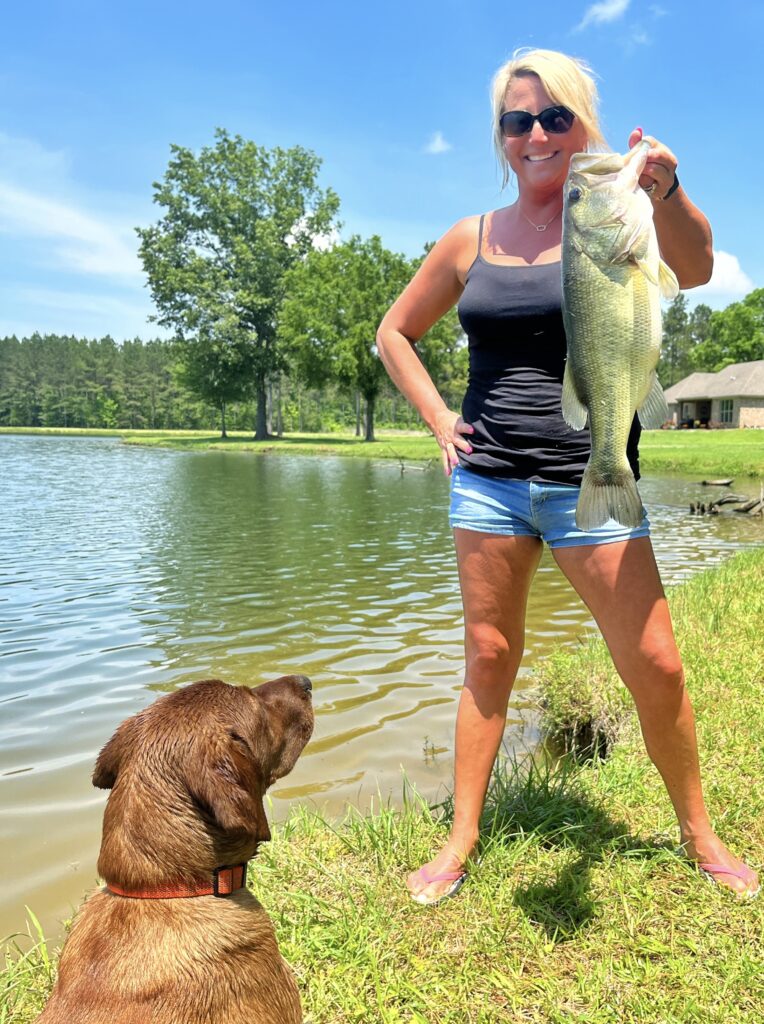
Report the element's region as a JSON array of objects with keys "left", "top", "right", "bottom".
[
  {"left": 637, "top": 428, "right": 764, "bottom": 478},
  {"left": 4, "top": 548, "right": 763, "bottom": 1023},
  {"left": 4, "top": 425, "right": 761, "bottom": 477}
]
